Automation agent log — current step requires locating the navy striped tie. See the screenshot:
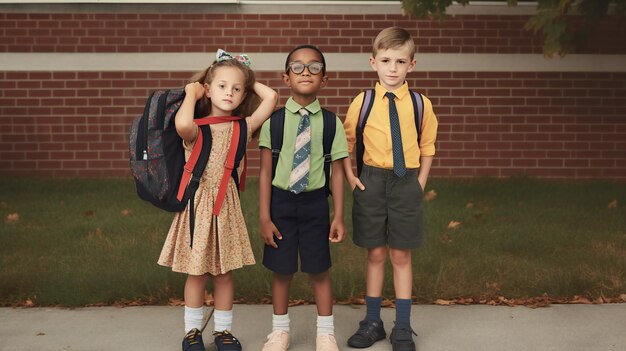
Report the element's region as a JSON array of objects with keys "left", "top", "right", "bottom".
[{"left": 386, "top": 92, "right": 406, "bottom": 177}]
